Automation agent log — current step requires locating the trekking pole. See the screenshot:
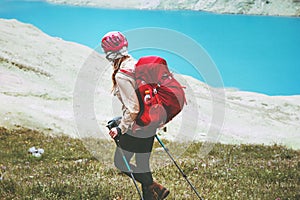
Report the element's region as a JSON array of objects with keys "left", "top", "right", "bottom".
[
  {"left": 114, "top": 139, "right": 144, "bottom": 200},
  {"left": 155, "top": 134, "right": 204, "bottom": 200},
  {"left": 107, "top": 117, "right": 144, "bottom": 200}
]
